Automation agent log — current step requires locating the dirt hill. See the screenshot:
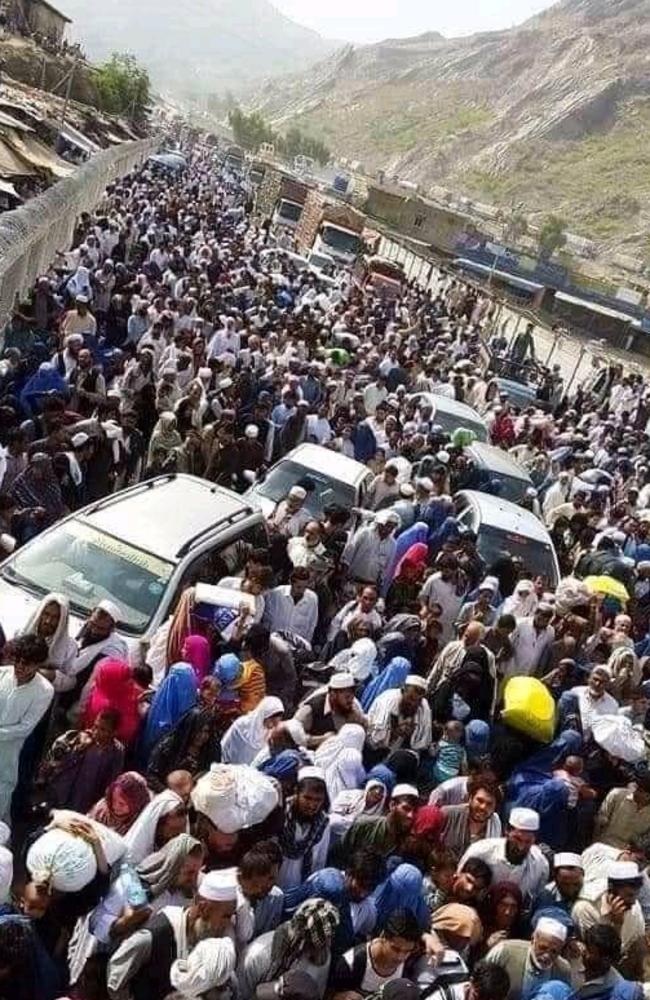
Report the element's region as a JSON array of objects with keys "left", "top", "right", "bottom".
[{"left": 249, "top": 0, "right": 650, "bottom": 256}]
